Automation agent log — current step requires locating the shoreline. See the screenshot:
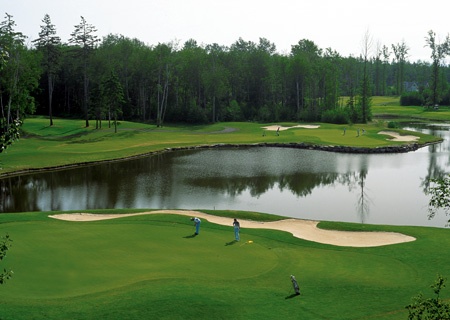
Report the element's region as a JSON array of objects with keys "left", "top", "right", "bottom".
[{"left": 0, "top": 140, "right": 435, "bottom": 179}]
